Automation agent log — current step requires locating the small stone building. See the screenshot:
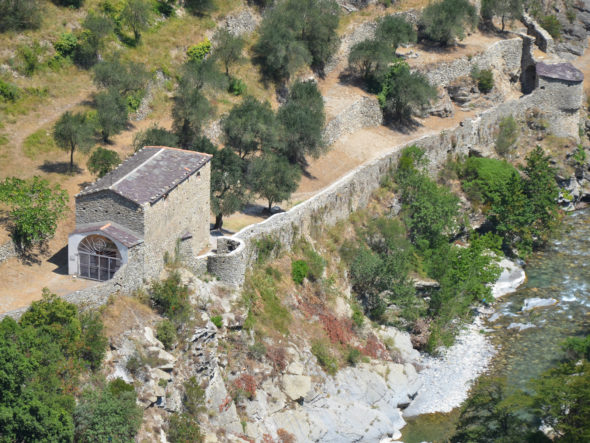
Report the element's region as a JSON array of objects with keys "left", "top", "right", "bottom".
[{"left": 68, "top": 146, "right": 211, "bottom": 282}]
